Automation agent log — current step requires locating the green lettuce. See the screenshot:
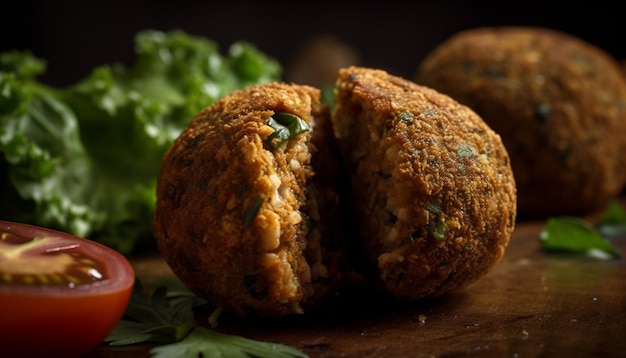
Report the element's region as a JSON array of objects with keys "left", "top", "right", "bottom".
[{"left": 0, "top": 29, "right": 282, "bottom": 254}]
